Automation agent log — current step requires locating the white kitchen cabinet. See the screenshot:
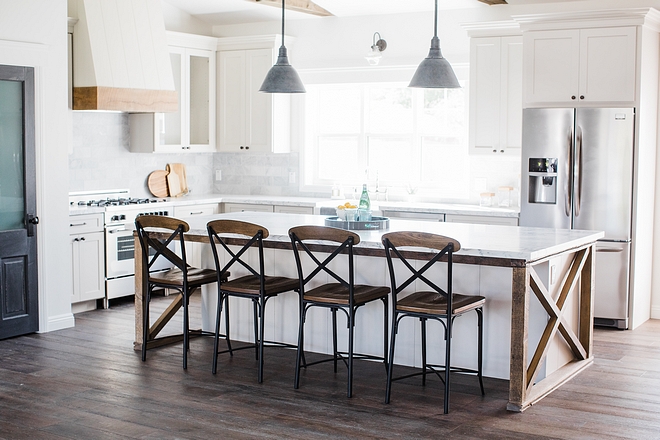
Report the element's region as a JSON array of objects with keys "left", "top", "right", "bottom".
[
  {"left": 217, "top": 36, "right": 291, "bottom": 153},
  {"left": 173, "top": 203, "right": 218, "bottom": 218},
  {"left": 70, "top": 214, "right": 105, "bottom": 308},
  {"left": 273, "top": 205, "right": 314, "bottom": 215},
  {"left": 173, "top": 203, "right": 218, "bottom": 268},
  {"left": 523, "top": 27, "right": 636, "bottom": 107},
  {"left": 445, "top": 214, "right": 518, "bottom": 226},
  {"left": 380, "top": 211, "right": 446, "bottom": 222},
  {"left": 469, "top": 35, "right": 523, "bottom": 155},
  {"left": 130, "top": 32, "right": 217, "bottom": 153},
  {"left": 223, "top": 203, "right": 274, "bottom": 213}
]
